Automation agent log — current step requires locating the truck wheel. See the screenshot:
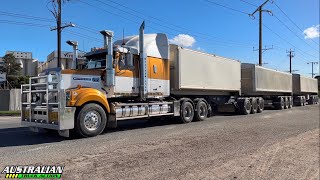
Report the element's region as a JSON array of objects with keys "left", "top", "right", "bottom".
[
  {"left": 180, "top": 101, "right": 194, "bottom": 123},
  {"left": 74, "top": 103, "right": 107, "bottom": 138},
  {"left": 251, "top": 98, "right": 258, "bottom": 114},
  {"left": 288, "top": 97, "right": 293, "bottom": 108},
  {"left": 302, "top": 97, "right": 306, "bottom": 106},
  {"left": 238, "top": 98, "right": 251, "bottom": 115},
  {"left": 257, "top": 97, "right": 264, "bottom": 113},
  {"left": 275, "top": 97, "right": 284, "bottom": 110},
  {"left": 284, "top": 97, "right": 289, "bottom": 109},
  {"left": 298, "top": 96, "right": 303, "bottom": 106},
  {"left": 308, "top": 97, "right": 314, "bottom": 105},
  {"left": 194, "top": 100, "right": 208, "bottom": 121}
]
